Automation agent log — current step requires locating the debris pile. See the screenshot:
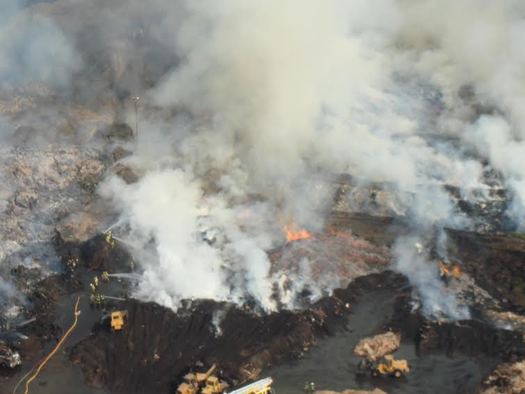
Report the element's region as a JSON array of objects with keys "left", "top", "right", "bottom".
[
  {"left": 447, "top": 229, "right": 525, "bottom": 311},
  {"left": 270, "top": 231, "right": 390, "bottom": 302},
  {"left": 481, "top": 360, "right": 525, "bottom": 394},
  {"left": 0, "top": 146, "right": 108, "bottom": 324},
  {"left": 353, "top": 332, "right": 400, "bottom": 361},
  {"left": 0, "top": 340, "right": 21, "bottom": 369}
]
